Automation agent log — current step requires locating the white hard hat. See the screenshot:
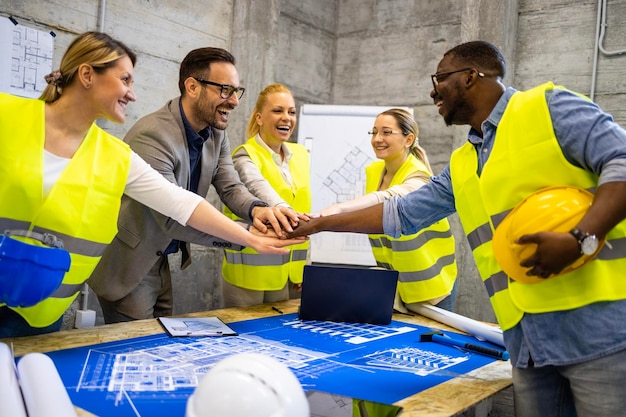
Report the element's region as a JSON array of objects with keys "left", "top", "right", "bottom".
[{"left": 186, "top": 352, "right": 309, "bottom": 417}]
